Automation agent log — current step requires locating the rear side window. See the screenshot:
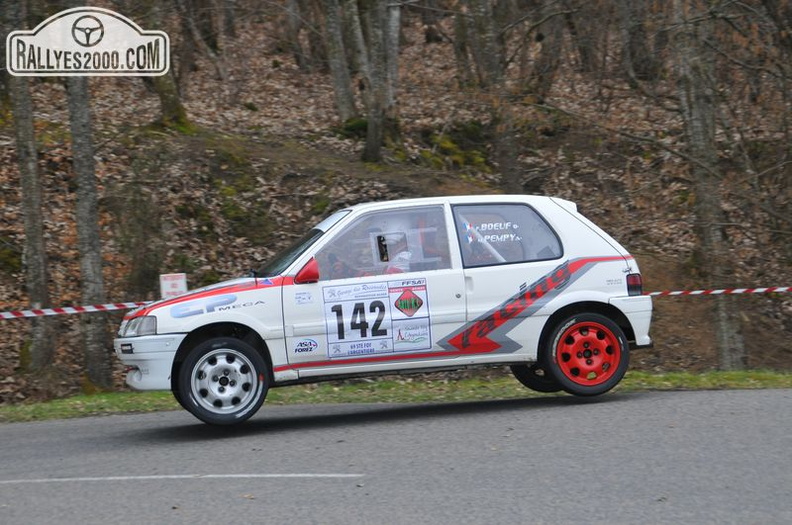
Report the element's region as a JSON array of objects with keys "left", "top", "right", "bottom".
[{"left": 452, "top": 204, "right": 562, "bottom": 268}]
